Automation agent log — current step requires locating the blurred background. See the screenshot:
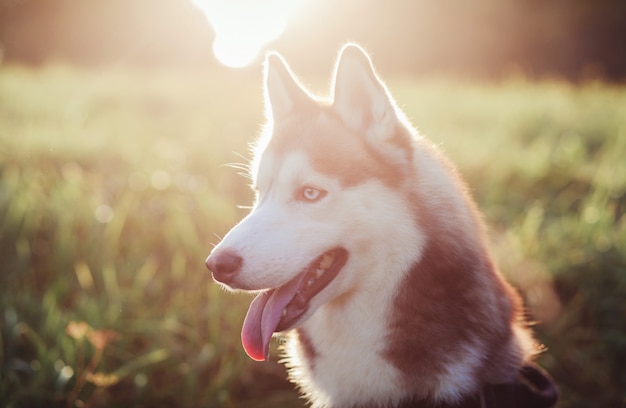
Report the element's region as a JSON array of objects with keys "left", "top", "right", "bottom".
[
  {"left": 2, "top": 0, "right": 626, "bottom": 79},
  {"left": 0, "top": 0, "right": 625, "bottom": 407}
]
